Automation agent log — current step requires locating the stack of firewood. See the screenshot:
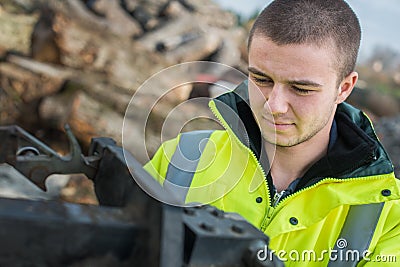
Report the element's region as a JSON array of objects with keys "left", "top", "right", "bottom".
[{"left": 0, "top": 0, "right": 248, "bottom": 163}]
